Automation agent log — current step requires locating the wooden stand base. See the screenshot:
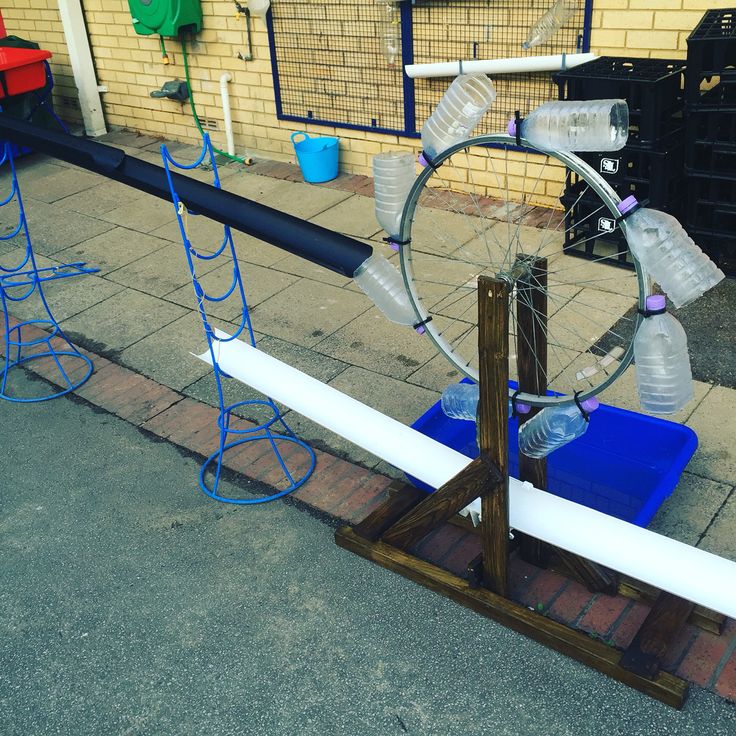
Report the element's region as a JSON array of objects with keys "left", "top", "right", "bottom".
[{"left": 335, "top": 525, "right": 688, "bottom": 708}]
